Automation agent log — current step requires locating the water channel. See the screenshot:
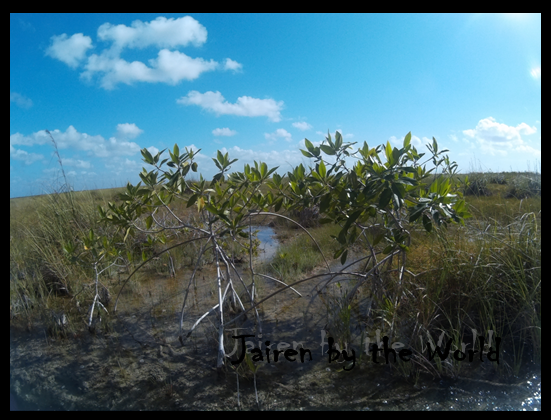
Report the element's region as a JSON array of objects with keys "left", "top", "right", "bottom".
[{"left": 10, "top": 226, "right": 541, "bottom": 410}]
